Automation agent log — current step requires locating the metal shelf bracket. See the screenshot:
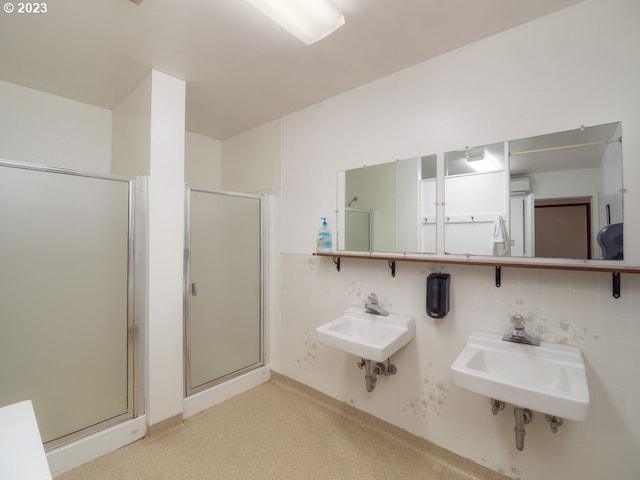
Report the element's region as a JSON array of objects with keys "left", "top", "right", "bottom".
[
  {"left": 333, "top": 256, "right": 341, "bottom": 272},
  {"left": 612, "top": 272, "right": 621, "bottom": 298}
]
